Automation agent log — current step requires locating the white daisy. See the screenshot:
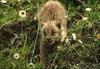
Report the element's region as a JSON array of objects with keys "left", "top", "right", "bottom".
[
  {"left": 1, "top": 0, "right": 7, "bottom": 3},
  {"left": 85, "top": 8, "right": 92, "bottom": 12},
  {"left": 82, "top": 17, "right": 88, "bottom": 20},
  {"left": 13, "top": 53, "right": 20, "bottom": 59},
  {"left": 78, "top": 39, "right": 83, "bottom": 44},
  {"left": 18, "top": 0, "right": 21, "bottom": 2},
  {"left": 27, "top": 63, "right": 35, "bottom": 68},
  {"left": 19, "top": 10, "right": 26, "bottom": 18},
  {"left": 72, "top": 33, "right": 77, "bottom": 40}
]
